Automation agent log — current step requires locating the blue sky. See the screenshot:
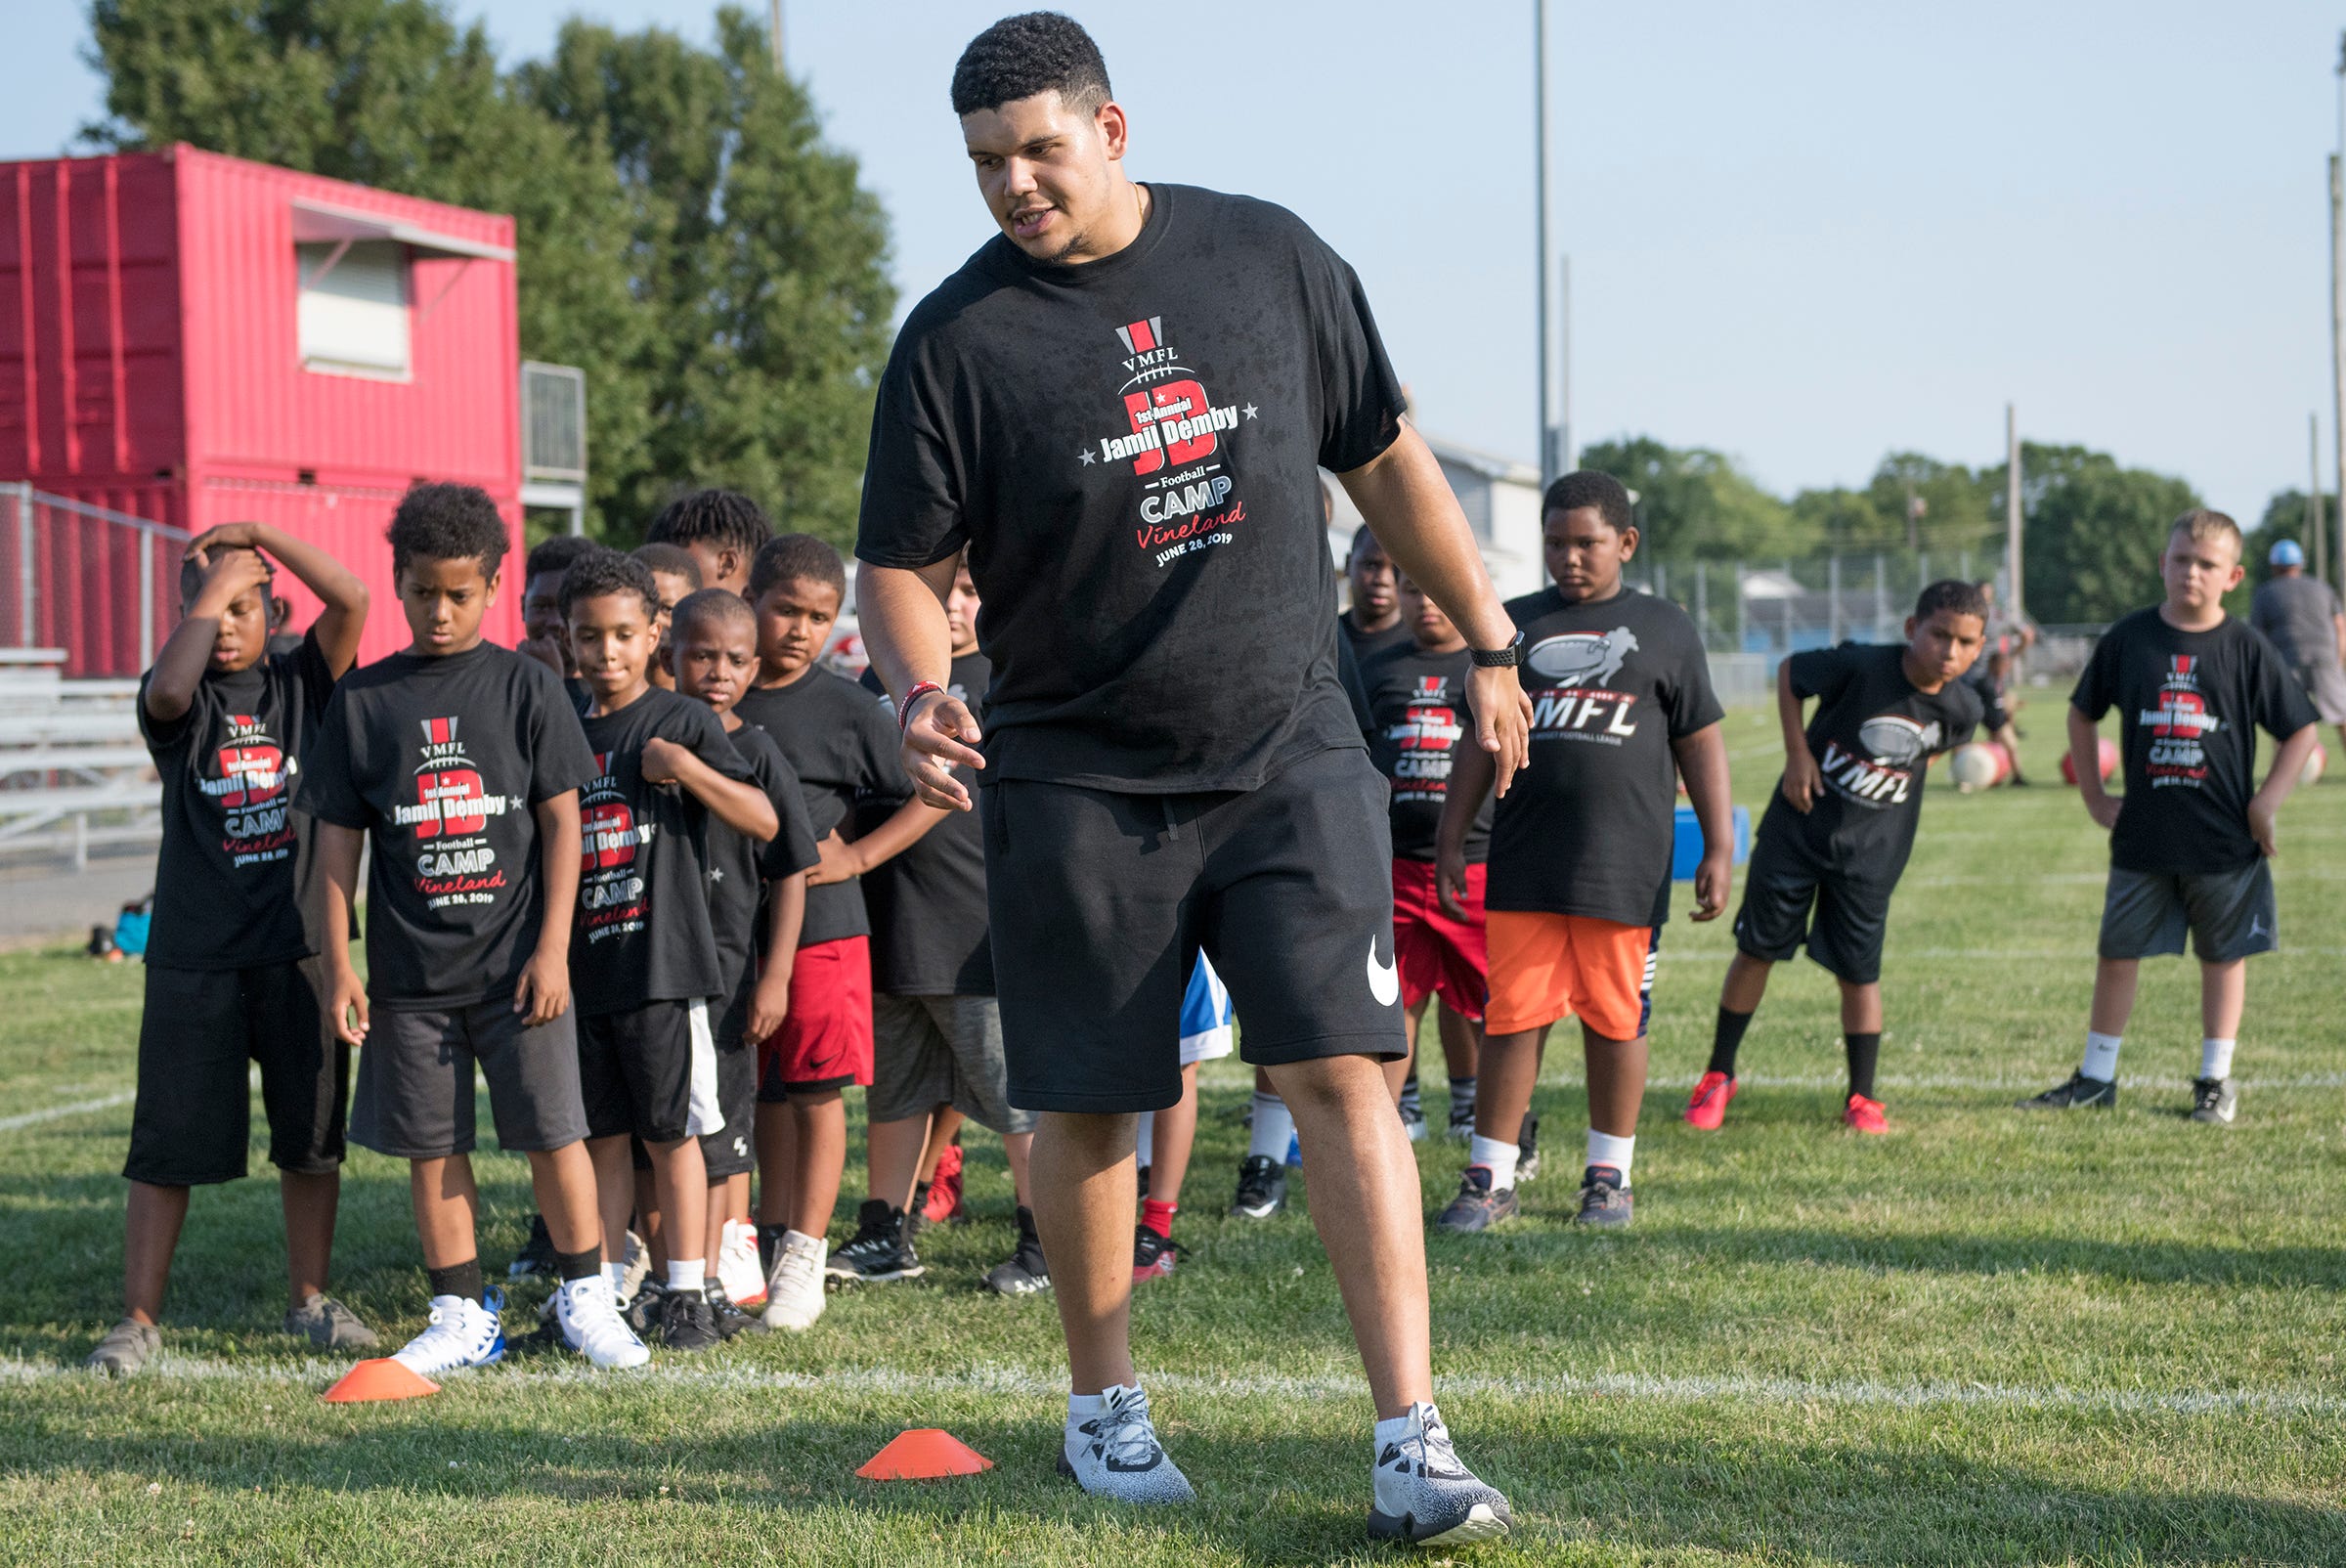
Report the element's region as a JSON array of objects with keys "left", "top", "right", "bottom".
[{"left": 8, "top": 3, "right": 2341, "bottom": 519}]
